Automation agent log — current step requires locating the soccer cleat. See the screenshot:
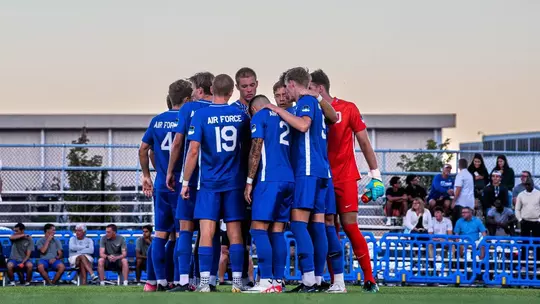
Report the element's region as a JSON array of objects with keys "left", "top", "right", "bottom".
[
  {"left": 316, "top": 281, "right": 331, "bottom": 292},
  {"left": 144, "top": 282, "right": 157, "bottom": 292},
  {"left": 273, "top": 280, "right": 285, "bottom": 293},
  {"left": 209, "top": 284, "right": 219, "bottom": 292},
  {"left": 156, "top": 284, "right": 171, "bottom": 292},
  {"left": 363, "top": 281, "right": 379, "bottom": 293},
  {"left": 287, "top": 284, "right": 305, "bottom": 293},
  {"left": 297, "top": 284, "right": 318, "bottom": 293},
  {"left": 326, "top": 283, "right": 347, "bottom": 293},
  {"left": 167, "top": 284, "right": 192, "bottom": 292},
  {"left": 9, "top": 282, "right": 16, "bottom": 287},
  {"left": 243, "top": 280, "right": 275, "bottom": 293},
  {"left": 24, "top": 282, "right": 31, "bottom": 287},
  {"left": 196, "top": 283, "right": 211, "bottom": 293}
]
